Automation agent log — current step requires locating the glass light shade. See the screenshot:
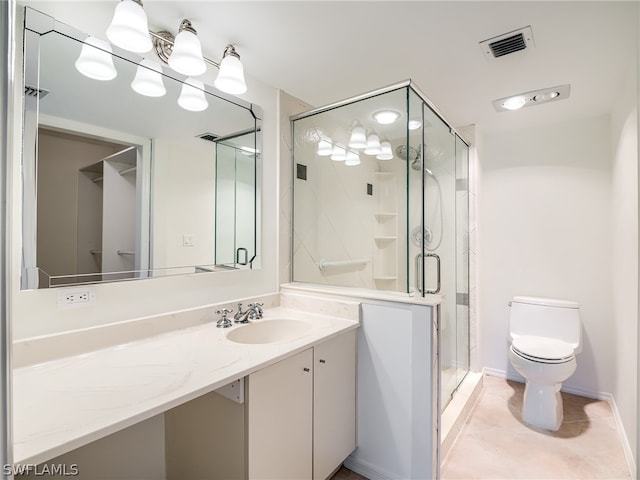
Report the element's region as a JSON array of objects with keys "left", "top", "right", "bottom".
[
  {"left": 372, "top": 110, "right": 400, "bottom": 125},
  {"left": 376, "top": 141, "right": 394, "bottom": 160},
  {"left": 316, "top": 138, "right": 333, "bottom": 156},
  {"left": 131, "top": 59, "right": 166, "bottom": 97},
  {"left": 348, "top": 126, "right": 367, "bottom": 149},
  {"left": 364, "top": 134, "right": 382, "bottom": 155},
  {"left": 75, "top": 36, "right": 117, "bottom": 81},
  {"left": 168, "top": 29, "right": 207, "bottom": 76},
  {"left": 408, "top": 119, "right": 422, "bottom": 130},
  {"left": 106, "top": 0, "right": 152, "bottom": 53},
  {"left": 502, "top": 96, "right": 526, "bottom": 110},
  {"left": 345, "top": 151, "right": 361, "bottom": 166},
  {"left": 214, "top": 53, "right": 247, "bottom": 95},
  {"left": 330, "top": 144, "right": 347, "bottom": 161},
  {"left": 178, "top": 77, "right": 208, "bottom": 111}
]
